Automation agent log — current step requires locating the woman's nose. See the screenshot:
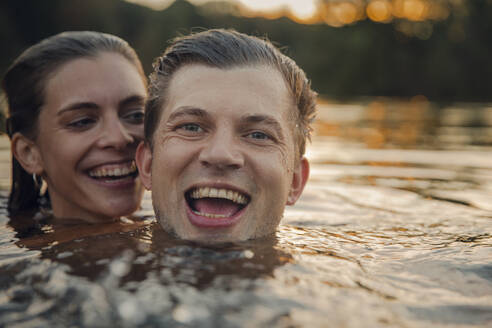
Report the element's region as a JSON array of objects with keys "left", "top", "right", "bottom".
[{"left": 97, "top": 118, "right": 134, "bottom": 150}]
